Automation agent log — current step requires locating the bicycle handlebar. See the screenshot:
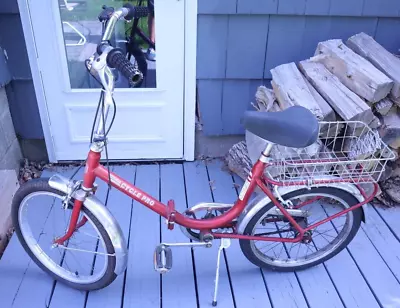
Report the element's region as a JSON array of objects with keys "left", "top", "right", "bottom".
[
  {"left": 123, "top": 3, "right": 151, "bottom": 19},
  {"left": 99, "top": 4, "right": 150, "bottom": 23},
  {"left": 106, "top": 48, "right": 143, "bottom": 87},
  {"left": 93, "top": 5, "right": 145, "bottom": 87}
]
